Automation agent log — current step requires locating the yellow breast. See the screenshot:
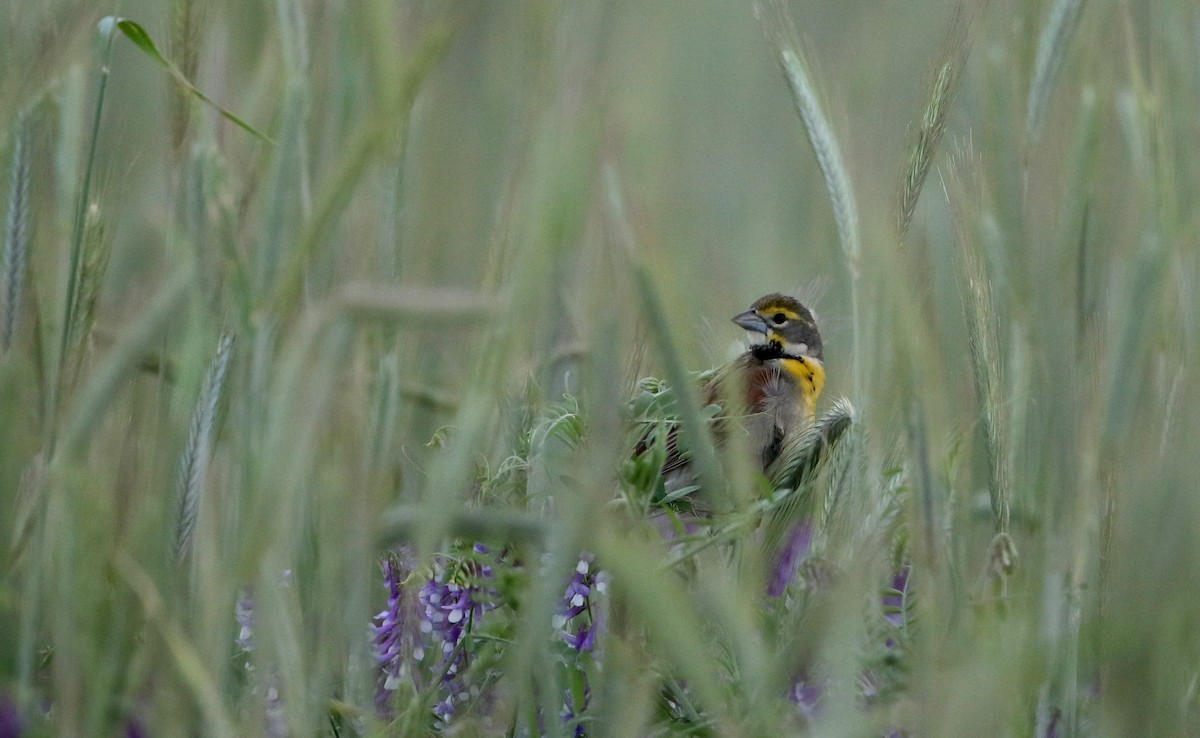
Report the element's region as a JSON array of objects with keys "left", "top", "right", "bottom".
[{"left": 779, "top": 357, "right": 825, "bottom": 417}]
